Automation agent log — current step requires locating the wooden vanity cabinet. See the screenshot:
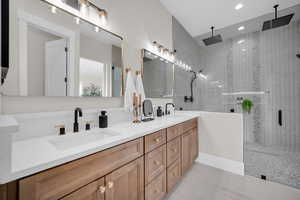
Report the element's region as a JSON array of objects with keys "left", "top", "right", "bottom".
[
  {"left": 13, "top": 118, "right": 198, "bottom": 200},
  {"left": 19, "top": 138, "right": 144, "bottom": 200}
]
